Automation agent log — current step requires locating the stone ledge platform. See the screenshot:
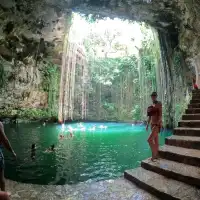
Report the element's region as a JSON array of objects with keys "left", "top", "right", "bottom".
[{"left": 6, "top": 178, "right": 158, "bottom": 200}]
